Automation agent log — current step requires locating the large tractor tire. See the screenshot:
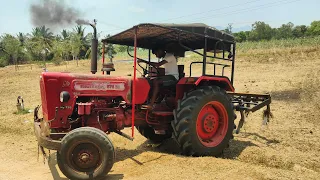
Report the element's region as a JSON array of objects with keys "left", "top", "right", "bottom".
[
  {"left": 57, "top": 127, "right": 115, "bottom": 180},
  {"left": 172, "top": 86, "right": 235, "bottom": 156},
  {"left": 136, "top": 126, "right": 172, "bottom": 143}
]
